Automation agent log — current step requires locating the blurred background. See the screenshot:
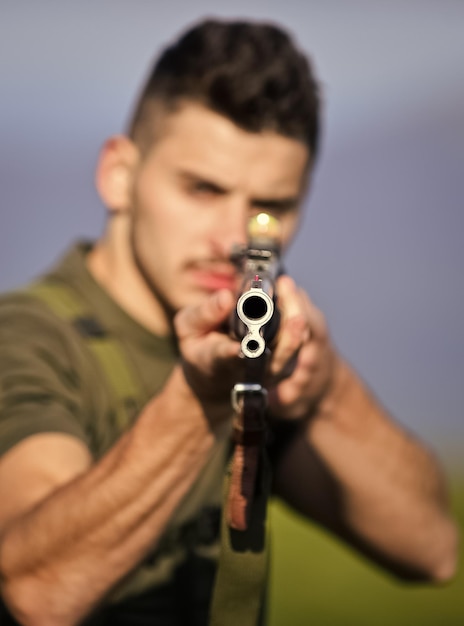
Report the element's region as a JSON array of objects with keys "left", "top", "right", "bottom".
[{"left": 1, "top": 1, "right": 463, "bottom": 624}]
